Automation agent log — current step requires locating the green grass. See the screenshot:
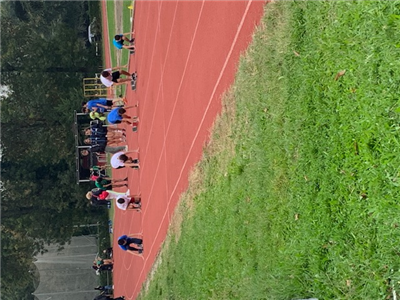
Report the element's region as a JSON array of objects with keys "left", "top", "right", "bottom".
[
  {"left": 138, "top": 1, "right": 400, "bottom": 299},
  {"left": 121, "top": 0, "right": 134, "bottom": 68},
  {"left": 106, "top": 1, "right": 116, "bottom": 65},
  {"left": 105, "top": 1, "right": 133, "bottom": 97}
]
